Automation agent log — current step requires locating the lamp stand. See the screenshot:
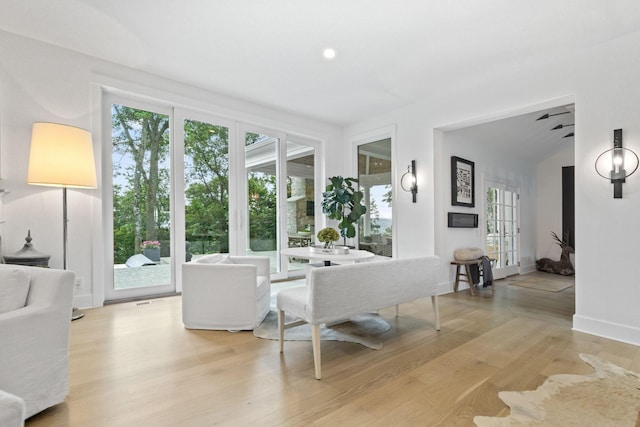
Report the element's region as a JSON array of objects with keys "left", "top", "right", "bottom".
[{"left": 64, "top": 188, "right": 85, "bottom": 321}]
